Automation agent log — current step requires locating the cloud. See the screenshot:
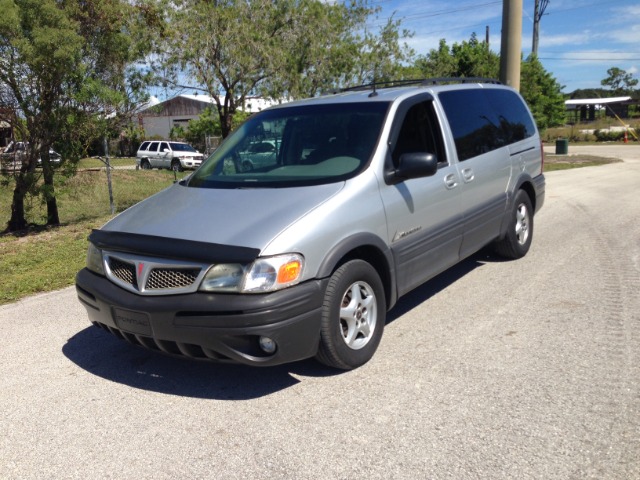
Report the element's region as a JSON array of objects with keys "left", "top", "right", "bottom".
[
  {"left": 539, "top": 31, "right": 593, "bottom": 48},
  {"left": 608, "top": 24, "right": 640, "bottom": 45},
  {"left": 611, "top": 5, "right": 640, "bottom": 17}
]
